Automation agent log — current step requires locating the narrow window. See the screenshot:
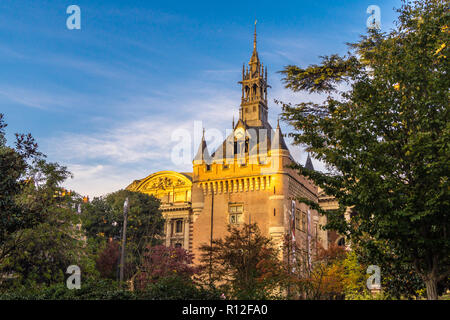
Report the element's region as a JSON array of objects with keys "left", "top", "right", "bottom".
[
  {"left": 229, "top": 204, "right": 243, "bottom": 225},
  {"left": 175, "top": 219, "right": 183, "bottom": 234}
]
